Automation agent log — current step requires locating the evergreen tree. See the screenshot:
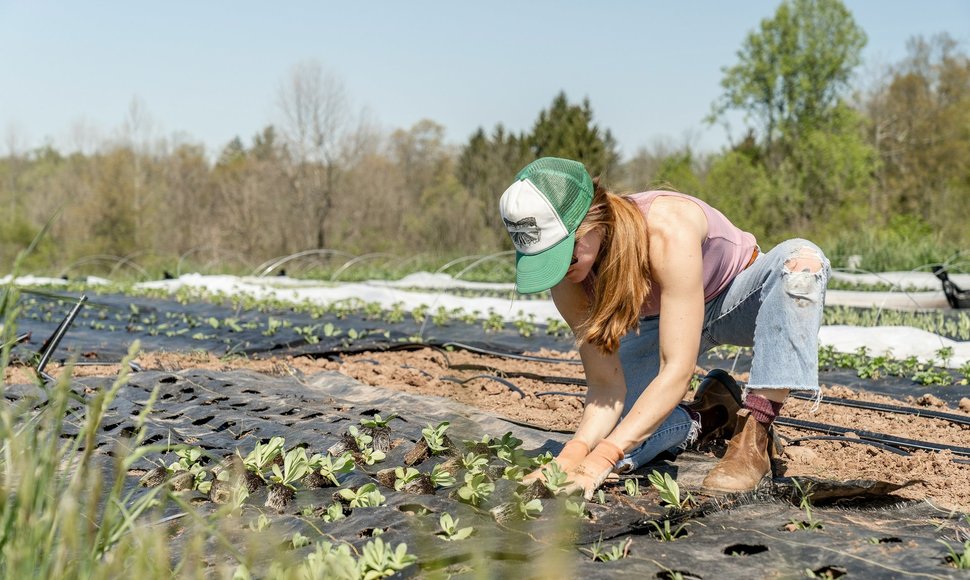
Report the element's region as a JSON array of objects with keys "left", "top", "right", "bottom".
[{"left": 529, "top": 92, "right": 619, "bottom": 177}]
